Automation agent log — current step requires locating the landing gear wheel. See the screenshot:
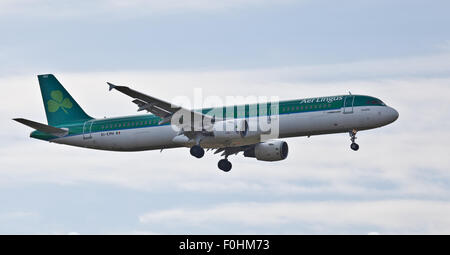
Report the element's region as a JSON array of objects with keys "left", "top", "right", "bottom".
[
  {"left": 349, "top": 129, "right": 359, "bottom": 151},
  {"left": 218, "top": 159, "right": 232, "bottom": 172},
  {"left": 190, "top": 145, "right": 205, "bottom": 158}
]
